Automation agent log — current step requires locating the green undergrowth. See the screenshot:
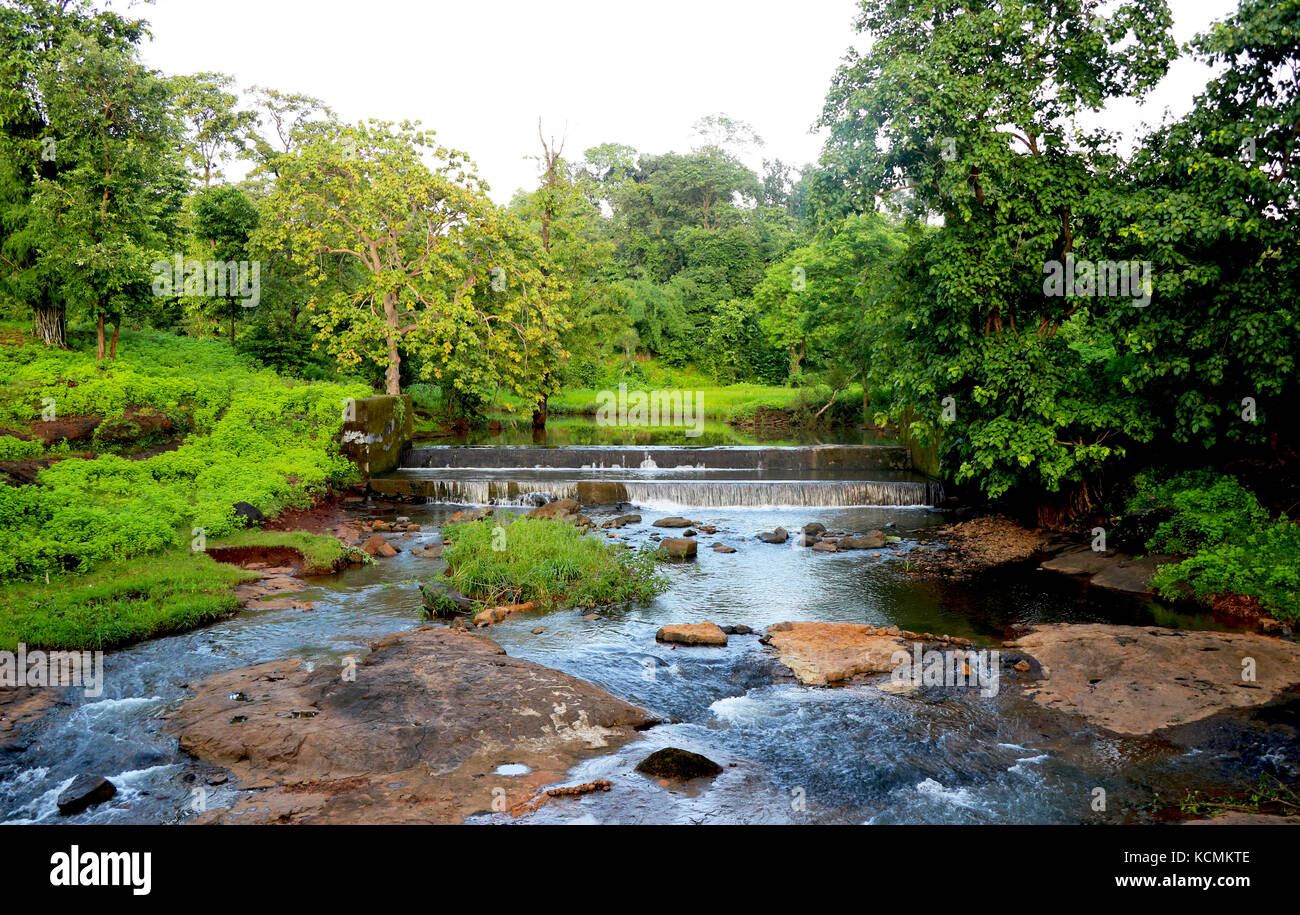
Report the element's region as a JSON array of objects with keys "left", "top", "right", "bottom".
[
  {"left": 0, "top": 325, "right": 370, "bottom": 582},
  {"left": 1123, "top": 470, "right": 1300, "bottom": 623}
]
